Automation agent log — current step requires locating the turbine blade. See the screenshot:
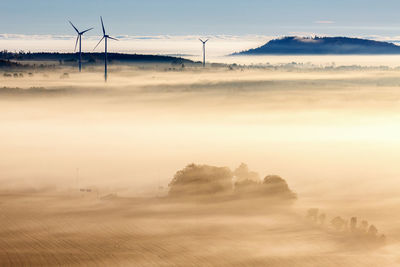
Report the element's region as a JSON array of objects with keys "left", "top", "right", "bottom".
[
  {"left": 93, "top": 37, "right": 105, "bottom": 51},
  {"left": 100, "top": 16, "right": 105, "bottom": 35},
  {"left": 108, "top": 36, "right": 119, "bottom": 41},
  {"left": 81, "top": 28, "right": 94, "bottom": 35},
  {"left": 74, "top": 35, "right": 79, "bottom": 52},
  {"left": 69, "top": 21, "right": 79, "bottom": 34},
  {"left": 205, "top": 39, "right": 209, "bottom": 43},
  {"left": 199, "top": 39, "right": 204, "bottom": 43}
]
